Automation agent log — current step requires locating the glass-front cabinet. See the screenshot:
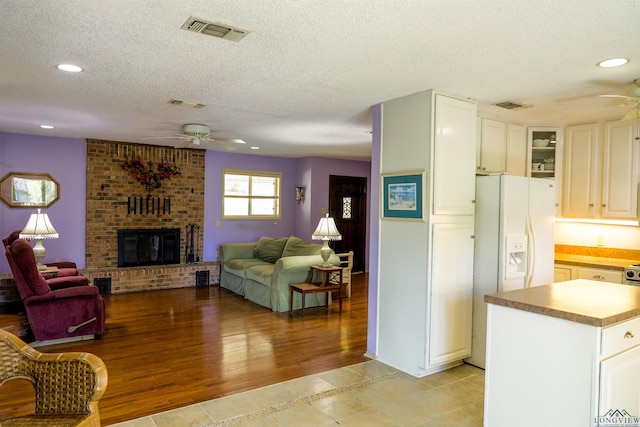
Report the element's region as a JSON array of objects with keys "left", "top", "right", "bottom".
[{"left": 527, "top": 126, "right": 562, "bottom": 179}]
